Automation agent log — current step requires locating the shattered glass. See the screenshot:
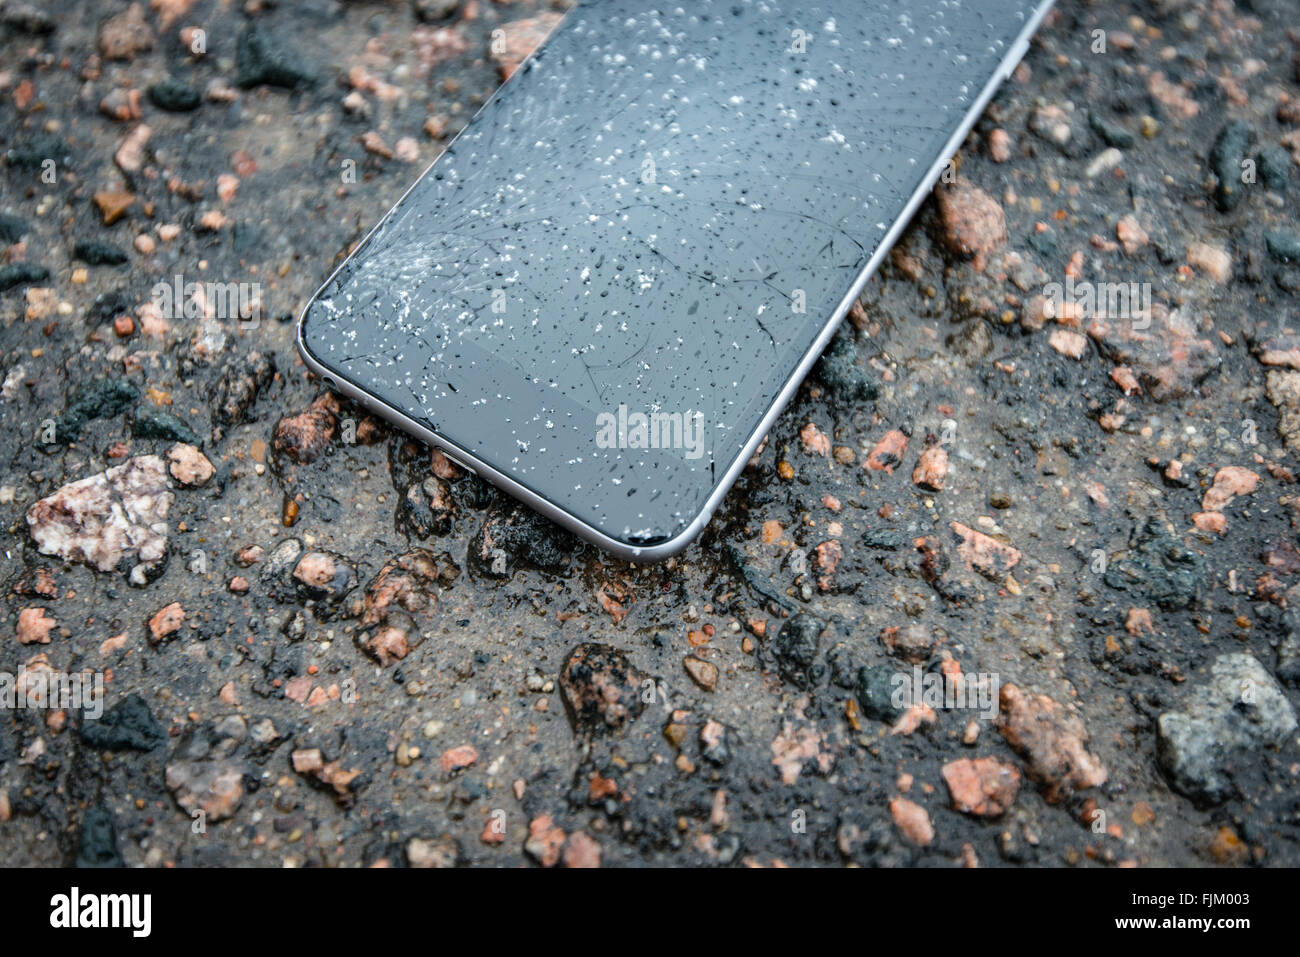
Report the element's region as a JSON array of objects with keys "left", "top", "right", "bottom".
[{"left": 301, "top": 0, "right": 1045, "bottom": 551}]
